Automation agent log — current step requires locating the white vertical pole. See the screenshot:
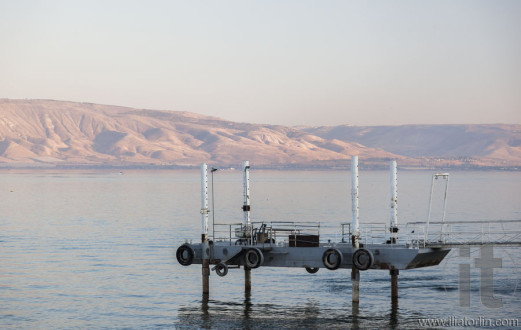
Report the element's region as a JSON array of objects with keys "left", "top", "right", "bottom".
[
  {"left": 242, "top": 161, "right": 252, "bottom": 291},
  {"left": 351, "top": 156, "right": 360, "bottom": 304},
  {"left": 200, "top": 163, "right": 209, "bottom": 241},
  {"left": 200, "top": 163, "right": 210, "bottom": 295},
  {"left": 389, "top": 161, "right": 399, "bottom": 297},
  {"left": 242, "top": 161, "right": 251, "bottom": 228},
  {"left": 390, "top": 160, "right": 399, "bottom": 243},
  {"left": 351, "top": 156, "right": 360, "bottom": 244}
]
